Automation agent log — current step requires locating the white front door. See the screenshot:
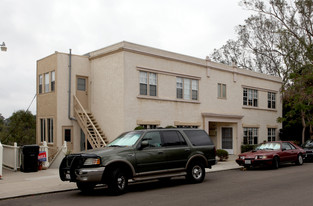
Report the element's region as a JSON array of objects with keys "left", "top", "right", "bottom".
[{"left": 222, "top": 127, "right": 233, "bottom": 154}]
